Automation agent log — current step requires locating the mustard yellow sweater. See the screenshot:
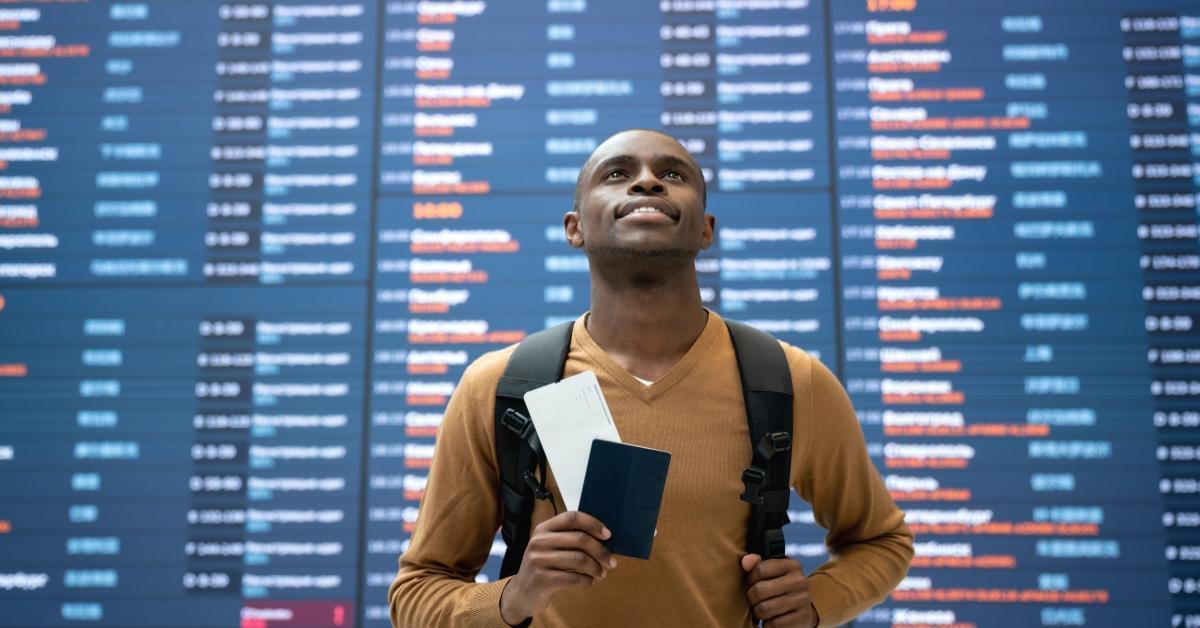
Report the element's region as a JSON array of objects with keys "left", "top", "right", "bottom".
[{"left": 390, "top": 312, "right": 913, "bottom": 627}]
